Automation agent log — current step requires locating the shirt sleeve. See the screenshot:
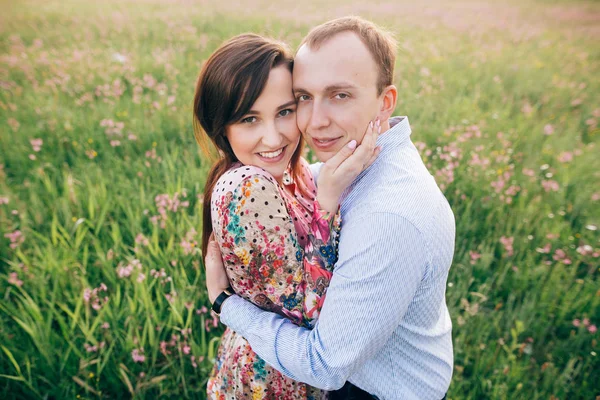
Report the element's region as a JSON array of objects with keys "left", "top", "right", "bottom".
[
  {"left": 212, "top": 170, "right": 340, "bottom": 328},
  {"left": 220, "top": 212, "right": 429, "bottom": 390}
]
